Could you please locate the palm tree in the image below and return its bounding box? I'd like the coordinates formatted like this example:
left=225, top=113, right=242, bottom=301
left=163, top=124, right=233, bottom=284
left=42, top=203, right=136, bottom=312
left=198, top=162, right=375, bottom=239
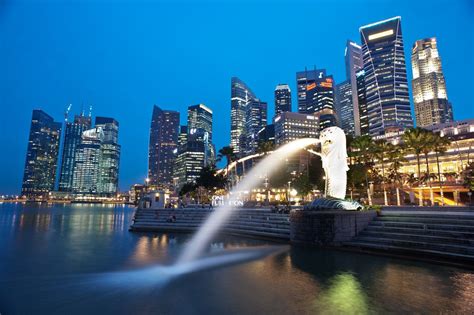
left=387, top=145, right=406, bottom=206
left=350, top=135, right=374, bottom=205
left=217, top=146, right=236, bottom=188
left=420, top=131, right=436, bottom=205
left=403, top=128, right=428, bottom=206
left=374, top=139, right=393, bottom=205
left=432, top=134, right=450, bottom=206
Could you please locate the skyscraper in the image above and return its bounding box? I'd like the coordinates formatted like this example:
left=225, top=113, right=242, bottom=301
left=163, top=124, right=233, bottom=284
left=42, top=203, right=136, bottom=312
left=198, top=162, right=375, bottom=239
left=296, top=68, right=337, bottom=131
left=244, top=99, right=267, bottom=155
left=335, top=80, right=355, bottom=136
left=58, top=114, right=91, bottom=192
left=148, top=106, right=180, bottom=186
left=21, top=110, right=62, bottom=199
left=360, top=16, right=413, bottom=136
left=187, top=104, right=213, bottom=141
left=344, top=40, right=364, bottom=135
left=356, top=70, right=370, bottom=136
left=274, top=84, right=291, bottom=115
left=411, top=37, right=453, bottom=127
left=72, top=127, right=103, bottom=195
left=95, top=117, right=121, bottom=195
left=231, top=77, right=257, bottom=156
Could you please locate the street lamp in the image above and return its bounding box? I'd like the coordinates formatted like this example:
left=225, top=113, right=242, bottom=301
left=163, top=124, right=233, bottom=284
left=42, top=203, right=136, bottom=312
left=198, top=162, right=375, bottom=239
left=145, top=177, right=150, bottom=192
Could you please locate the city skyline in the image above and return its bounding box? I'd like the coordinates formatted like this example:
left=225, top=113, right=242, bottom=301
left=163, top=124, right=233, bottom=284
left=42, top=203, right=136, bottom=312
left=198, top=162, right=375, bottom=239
left=1, top=0, right=473, bottom=194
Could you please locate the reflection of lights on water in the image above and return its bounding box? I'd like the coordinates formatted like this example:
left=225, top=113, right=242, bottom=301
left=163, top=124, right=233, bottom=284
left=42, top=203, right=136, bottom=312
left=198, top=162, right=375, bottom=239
left=313, top=273, right=369, bottom=314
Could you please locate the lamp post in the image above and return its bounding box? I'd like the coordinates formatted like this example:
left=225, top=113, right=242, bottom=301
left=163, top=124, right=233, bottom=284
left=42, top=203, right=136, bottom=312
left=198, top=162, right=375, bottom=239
left=145, top=177, right=150, bottom=193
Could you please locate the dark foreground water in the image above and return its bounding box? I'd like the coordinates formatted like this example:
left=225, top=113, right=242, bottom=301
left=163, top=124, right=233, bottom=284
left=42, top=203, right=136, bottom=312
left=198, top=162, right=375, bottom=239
left=0, top=203, right=473, bottom=314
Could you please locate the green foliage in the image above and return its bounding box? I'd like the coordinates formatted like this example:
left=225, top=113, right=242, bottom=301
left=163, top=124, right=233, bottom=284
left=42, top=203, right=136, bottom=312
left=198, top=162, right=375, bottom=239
left=292, top=174, right=313, bottom=200
left=463, top=162, right=474, bottom=191
left=179, top=182, right=196, bottom=196
left=195, top=165, right=227, bottom=190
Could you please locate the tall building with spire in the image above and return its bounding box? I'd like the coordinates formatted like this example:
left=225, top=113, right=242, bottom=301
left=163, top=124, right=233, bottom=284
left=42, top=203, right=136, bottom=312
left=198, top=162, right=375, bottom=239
left=274, top=84, right=291, bottom=115
left=411, top=37, right=453, bottom=127
left=58, top=114, right=91, bottom=192
left=148, top=106, right=180, bottom=186
left=360, top=16, right=413, bottom=136
left=21, top=110, right=62, bottom=199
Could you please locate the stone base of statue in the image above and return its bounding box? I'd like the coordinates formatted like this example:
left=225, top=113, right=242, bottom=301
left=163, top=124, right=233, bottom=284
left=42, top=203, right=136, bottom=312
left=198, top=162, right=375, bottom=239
left=289, top=199, right=375, bottom=246
left=304, top=197, right=363, bottom=211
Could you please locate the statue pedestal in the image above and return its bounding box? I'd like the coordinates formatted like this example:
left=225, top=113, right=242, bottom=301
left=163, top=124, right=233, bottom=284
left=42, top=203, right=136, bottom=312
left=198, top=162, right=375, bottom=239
left=289, top=210, right=376, bottom=246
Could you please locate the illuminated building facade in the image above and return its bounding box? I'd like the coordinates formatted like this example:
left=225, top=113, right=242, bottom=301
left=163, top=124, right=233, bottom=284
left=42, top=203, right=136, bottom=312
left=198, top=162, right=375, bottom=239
left=296, top=68, right=337, bottom=131
left=58, top=114, right=91, bottom=192
left=335, top=80, right=355, bottom=136
left=72, top=127, right=104, bottom=195
left=257, top=124, right=275, bottom=144
left=344, top=40, right=364, bottom=135
left=188, top=104, right=213, bottom=141
left=148, top=106, right=180, bottom=186
left=360, top=16, right=413, bottom=136
left=174, top=129, right=208, bottom=187
left=244, top=99, right=267, bottom=155
left=231, top=77, right=257, bottom=156
left=273, top=112, right=319, bottom=146
left=274, top=84, right=292, bottom=115
left=411, top=37, right=453, bottom=127
left=21, top=110, right=62, bottom=199
left=95, top=117, right=121, bottom=195
left=356, top=70, right=370, bottom=135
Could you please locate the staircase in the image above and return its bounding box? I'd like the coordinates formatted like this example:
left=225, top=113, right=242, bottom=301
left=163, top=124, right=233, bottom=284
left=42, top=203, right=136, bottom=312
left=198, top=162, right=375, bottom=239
left=345, top=210, right=474, bottom=263
left=130, top=208, right=290, bottom=241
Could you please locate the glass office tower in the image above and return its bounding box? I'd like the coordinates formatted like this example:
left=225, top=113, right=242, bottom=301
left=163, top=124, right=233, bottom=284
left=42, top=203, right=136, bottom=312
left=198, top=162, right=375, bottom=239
left=335, top=80, right=355, bottom=136
left=231, top=77, right=257, bottom=156
left=360, top=16, right=413, bottom=136
left=148, top=105, right=180, bottom=186
left=274, top=84, right=292, bottom=115
left=21, top=110, right=62, bottom=199
left=95, top=117, right=121, bottom=195
left=344, top=40, right=364, bottom=135
left=58, top=114, right=91, bottom=192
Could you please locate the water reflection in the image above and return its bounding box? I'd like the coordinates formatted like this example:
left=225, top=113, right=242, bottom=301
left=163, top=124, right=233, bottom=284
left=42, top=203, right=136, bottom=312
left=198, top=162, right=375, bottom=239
left=0, top=203, right=473, bottom=314
left=313, top=273, right=369, bottom=314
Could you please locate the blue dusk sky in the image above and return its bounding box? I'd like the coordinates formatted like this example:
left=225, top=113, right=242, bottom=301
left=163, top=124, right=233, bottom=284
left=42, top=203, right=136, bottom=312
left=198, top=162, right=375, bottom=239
left=1, top=0, right=473, bottom=194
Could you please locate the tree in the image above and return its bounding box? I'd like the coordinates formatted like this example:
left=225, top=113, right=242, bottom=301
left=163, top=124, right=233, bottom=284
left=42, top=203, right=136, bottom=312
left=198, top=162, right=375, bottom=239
left=403, top=127, right=429, bottom=206
left=291, top=174, right=313, bottom=202
left=463, top=162, right=474, bottom=192
left=374, top=139, right=394, bottom=205
left=195, top=165, right=227, bottom=191
left=257, top=141, right=275, bottom=155
left=217, top=146, right=236, bottom=188
left=387, top=147, right=406, bottom=206
left=432, top=134, right=451, bottom=205
left=179, top=182, right=196, bottom=196
left=350, top=135, right=375, bottom=204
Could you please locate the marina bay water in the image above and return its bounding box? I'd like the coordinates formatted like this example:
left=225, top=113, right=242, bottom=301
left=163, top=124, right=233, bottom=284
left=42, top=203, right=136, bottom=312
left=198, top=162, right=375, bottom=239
left=1, top=203, right=473, bottom=314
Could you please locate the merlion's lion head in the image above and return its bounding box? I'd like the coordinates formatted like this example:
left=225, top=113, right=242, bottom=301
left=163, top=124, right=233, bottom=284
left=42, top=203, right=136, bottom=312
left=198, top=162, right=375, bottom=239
left=319, top=126, right=349, bottom=170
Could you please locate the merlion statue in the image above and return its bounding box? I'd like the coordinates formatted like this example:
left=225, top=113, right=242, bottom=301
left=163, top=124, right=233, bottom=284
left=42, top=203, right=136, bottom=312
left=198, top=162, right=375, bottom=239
left=305, top=126, right=362, bottom=210
left=319, top=126, right=349, bottom=199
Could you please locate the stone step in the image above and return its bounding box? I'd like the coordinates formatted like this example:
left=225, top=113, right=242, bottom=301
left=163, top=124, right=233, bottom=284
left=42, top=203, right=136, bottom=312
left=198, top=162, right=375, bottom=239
left=132, top=218, right=290, bottom=229
left=359, top=230, right=473, bottom=246
left=369, top=221, right=474, bottom=233
left=375, top=216, right=474, bottom=226
left=131, top=222, right=289, bottom=238
left=364, top=226, right=474, bottom=239
left=344, top=240, right=474, bottom=262
left=351, top=236, right=474, bottom=256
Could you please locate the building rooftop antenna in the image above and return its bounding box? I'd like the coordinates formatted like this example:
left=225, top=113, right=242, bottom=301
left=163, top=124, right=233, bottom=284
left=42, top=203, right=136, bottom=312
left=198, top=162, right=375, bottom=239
left=89, top=105, right=93, bottom=117
left=64, top=104, right=72, bottom=122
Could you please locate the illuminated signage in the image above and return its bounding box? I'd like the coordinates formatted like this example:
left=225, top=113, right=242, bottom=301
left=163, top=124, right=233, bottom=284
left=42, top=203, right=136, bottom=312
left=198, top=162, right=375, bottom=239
left=320, top=82, right=333, bottom=88
left=306, top=83, right=316, bottom=91
left=368, top=29, right=394, bottom=41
